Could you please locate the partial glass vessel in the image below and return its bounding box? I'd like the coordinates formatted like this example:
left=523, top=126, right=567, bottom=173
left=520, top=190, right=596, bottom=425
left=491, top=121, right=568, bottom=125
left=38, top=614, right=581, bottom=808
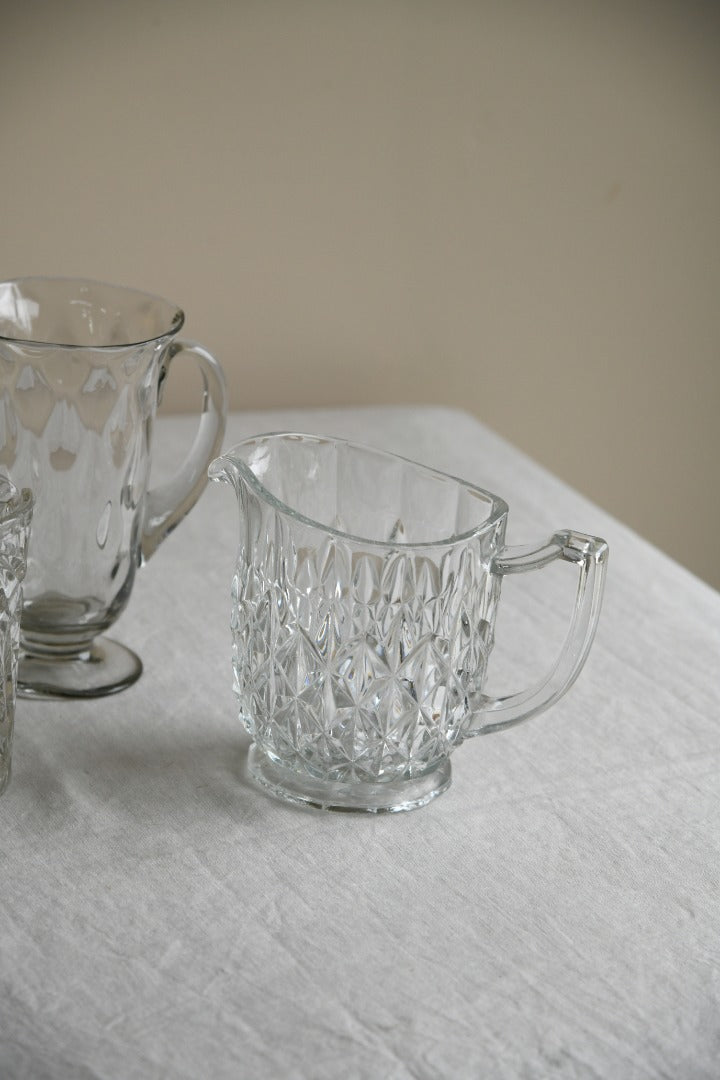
left=0, top=476, right=33, bottom=794
left=210, top=433, right=609, bottom=813
left=0, top=277, right=226, bottom=697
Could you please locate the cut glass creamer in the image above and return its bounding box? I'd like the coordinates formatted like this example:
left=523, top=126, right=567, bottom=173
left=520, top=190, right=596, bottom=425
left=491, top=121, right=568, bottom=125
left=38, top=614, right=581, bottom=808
left=211, top=433, right=608, bottom=813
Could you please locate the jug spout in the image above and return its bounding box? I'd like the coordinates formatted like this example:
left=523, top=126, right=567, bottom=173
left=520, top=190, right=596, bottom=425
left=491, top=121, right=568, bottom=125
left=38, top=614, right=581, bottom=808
left=208, top=452, right=243, bottom=494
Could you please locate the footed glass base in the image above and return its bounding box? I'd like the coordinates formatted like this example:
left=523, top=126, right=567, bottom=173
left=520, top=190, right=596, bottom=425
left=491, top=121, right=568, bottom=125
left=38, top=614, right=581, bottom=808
left=18, top=636, right=143, bottom=699
left=247, top=745, right=452, bottom=813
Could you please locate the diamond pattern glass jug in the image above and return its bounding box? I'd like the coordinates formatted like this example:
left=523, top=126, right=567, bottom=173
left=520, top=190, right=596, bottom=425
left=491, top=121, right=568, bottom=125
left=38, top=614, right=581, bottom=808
left=210, top=433, right=608, bottom=813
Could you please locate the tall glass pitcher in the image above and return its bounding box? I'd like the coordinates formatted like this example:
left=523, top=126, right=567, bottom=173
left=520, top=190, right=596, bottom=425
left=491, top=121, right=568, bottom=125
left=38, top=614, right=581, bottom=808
left=0, top=277, right=226, bottom=698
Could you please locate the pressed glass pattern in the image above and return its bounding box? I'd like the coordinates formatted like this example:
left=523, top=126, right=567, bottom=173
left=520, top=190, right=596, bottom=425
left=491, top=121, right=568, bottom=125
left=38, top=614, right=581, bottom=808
left=211, top=434, right=608, bottom=812
left=0, top=476, right=33, bottom=793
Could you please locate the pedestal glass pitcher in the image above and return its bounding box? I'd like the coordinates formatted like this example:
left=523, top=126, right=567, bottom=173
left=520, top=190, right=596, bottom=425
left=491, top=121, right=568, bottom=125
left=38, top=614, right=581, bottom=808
left=0, top=277, right=226, bottom=697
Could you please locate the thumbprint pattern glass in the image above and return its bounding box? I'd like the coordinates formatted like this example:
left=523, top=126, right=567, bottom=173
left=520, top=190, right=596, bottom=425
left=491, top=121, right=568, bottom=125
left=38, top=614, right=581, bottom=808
left=0, top=277, right=226, bottom=698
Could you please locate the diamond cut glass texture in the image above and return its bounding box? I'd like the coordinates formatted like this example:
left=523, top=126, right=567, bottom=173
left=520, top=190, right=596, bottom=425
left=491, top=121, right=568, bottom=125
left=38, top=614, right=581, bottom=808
left=212, top=434, right=608, bottom=811
left=224, top=435, right=503, bottom=787
left=0, top=476, right=32, bottom=793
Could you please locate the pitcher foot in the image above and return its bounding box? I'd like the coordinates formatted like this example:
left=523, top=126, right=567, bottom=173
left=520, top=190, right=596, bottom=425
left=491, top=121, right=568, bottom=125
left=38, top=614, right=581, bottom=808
left=247, top=745, right=451, bottom=813
left=18, top=637, right=142, bottom=699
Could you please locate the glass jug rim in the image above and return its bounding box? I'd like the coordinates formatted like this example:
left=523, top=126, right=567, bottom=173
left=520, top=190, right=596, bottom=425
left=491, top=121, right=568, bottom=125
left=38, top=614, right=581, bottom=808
left=0, top=275, right=184, bottom=349
left=217, top=431, right=509, bottom=550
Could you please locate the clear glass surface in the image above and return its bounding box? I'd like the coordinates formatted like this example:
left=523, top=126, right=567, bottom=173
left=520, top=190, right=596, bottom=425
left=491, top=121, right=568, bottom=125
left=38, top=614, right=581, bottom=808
left=0, top=277, right=226, bottom=697
left=211, top=433, right=608, bottom=812
left=0, top=476, right=33, bottom=793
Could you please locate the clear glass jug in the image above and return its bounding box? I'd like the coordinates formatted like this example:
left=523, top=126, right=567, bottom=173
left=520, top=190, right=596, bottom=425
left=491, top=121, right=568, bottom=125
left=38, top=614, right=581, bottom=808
left=210, top=432, right=608, bottom=812
left=0, top=476, right=33, bottom=793
left=0, top=277, right=226, bottom=697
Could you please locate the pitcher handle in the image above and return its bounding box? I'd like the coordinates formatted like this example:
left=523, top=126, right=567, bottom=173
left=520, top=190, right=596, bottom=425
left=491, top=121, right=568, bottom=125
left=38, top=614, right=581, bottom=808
left=466, top=530, right=608, bottom=736
left=141, top=338, right=227, bottom=561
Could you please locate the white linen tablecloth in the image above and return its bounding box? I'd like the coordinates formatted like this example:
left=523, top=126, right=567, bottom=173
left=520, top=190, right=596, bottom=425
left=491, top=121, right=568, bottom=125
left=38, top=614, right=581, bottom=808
left=2, top=406, right=719, bottom=1080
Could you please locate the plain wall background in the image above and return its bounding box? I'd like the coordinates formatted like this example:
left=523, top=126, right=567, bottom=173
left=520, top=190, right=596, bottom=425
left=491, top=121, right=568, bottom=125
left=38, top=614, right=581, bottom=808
left=3, top=0, right=719, bottom=588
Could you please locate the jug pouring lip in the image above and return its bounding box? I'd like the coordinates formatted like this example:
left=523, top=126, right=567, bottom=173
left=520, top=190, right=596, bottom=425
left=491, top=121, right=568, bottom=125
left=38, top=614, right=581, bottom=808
left=209, top=431, right=509, bottom=551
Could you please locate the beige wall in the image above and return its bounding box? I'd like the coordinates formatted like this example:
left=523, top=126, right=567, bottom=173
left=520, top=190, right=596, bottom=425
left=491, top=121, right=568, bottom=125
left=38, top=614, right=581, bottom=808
left=4, top=0, right=720, bottom=588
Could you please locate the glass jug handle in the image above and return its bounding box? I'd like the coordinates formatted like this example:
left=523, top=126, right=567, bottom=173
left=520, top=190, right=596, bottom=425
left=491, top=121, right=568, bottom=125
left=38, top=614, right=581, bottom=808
left=467, top=530, right=608, bottom=736
left=141, top=338, right=227, bottom=562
